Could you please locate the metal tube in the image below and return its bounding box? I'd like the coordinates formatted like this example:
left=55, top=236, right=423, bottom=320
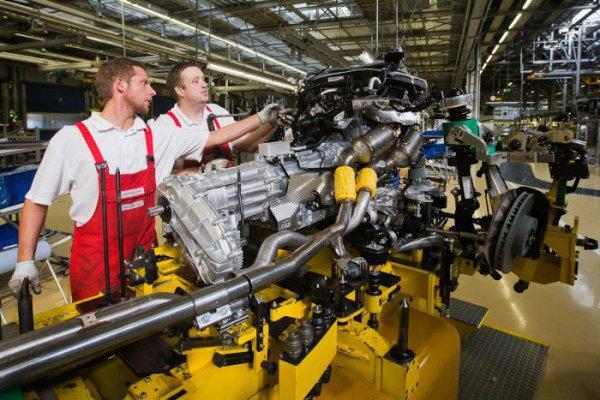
left=248, top=231, right=310, bottom=270
left=0, top=294, right=177, bottom=364
left=99, top=165, right=111, bottom=304
left=116, top=168, right=125, bottom=298
left=0, top=295, right=197, bottom=386
left=243, top=200, right=353, bottom=291
left=346, top=189, right=371, bottom=233
left=393, top=235, right=444, bottom=252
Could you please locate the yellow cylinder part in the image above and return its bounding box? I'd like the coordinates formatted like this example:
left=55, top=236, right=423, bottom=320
left=365, top=293, right=383, bottom=314
left=334, top=166, right=357, bottom=202
left=356, top=167, right=378, bottom=197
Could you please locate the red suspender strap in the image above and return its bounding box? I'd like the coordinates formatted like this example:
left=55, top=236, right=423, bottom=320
left=205, top=105, right=231, bottom=160
left=144, top=125, right=155, bottom=167
left=75, top=122, right=106, bottom=167
left=166, top=110, right=182, bottom=127
left=205, top=105, right=222, bottom=129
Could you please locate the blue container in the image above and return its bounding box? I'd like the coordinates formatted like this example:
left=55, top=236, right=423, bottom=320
left=0, top=166, right=38, bottom=207
left=422, top=143, right=447, bottom=159
left=0, top=176, right=9, bottom=208
left=0, top=224, right=19, bottom=249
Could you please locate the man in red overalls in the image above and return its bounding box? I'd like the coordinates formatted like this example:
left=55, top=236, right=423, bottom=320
left=155, top=62, right=289, bottom=171
left=9, top=58, right=282, bottom=301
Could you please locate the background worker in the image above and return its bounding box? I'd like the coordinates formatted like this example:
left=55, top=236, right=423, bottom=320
left=156, top=62, right=291, bottom=169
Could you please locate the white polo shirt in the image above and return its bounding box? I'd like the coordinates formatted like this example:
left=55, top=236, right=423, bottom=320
left=25, top=112, right=208, bottom=226
left=154, top=103, right=235, bottom=154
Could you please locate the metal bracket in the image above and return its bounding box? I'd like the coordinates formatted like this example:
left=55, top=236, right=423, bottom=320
left=78, top=312, right=100, bottom=329
left=446, top=125, right=488, bottom=160
left=195, top=304, right=233, bottom=330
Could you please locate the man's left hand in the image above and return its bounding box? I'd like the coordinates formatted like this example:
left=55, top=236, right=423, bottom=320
left=276, top=108, right=295, bottom=127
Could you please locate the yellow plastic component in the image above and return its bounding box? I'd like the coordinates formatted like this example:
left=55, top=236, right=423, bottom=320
left=356, top=167, right=378, bottom=197
left=278, top=323, right=338, bottom=400
left=334, top=166, right=357, bottom=202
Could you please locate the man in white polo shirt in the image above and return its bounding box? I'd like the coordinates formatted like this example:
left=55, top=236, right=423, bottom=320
left=8, top=58, right=281, bottom=300
left=156, top=62, right=281, bottom=169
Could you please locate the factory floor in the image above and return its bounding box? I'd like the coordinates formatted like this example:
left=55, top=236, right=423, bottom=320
left=0, top=163, right=598, bottom=400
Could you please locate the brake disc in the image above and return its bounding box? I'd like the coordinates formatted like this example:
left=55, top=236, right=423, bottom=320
left=493, top=192, right=538, bottom=273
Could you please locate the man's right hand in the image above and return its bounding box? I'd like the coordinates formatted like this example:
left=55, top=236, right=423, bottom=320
left=9, top=261, right=41, bottom=296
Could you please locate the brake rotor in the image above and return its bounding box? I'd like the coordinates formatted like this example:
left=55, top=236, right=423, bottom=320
left=484, top=188, right=548, bottom=273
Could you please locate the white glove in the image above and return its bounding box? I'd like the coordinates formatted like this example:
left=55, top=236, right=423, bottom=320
left=9, top=261, right=41, bottom=297
left=257, top=103, right=281, bottom=125
left=276, top=108, right=295, bottom=127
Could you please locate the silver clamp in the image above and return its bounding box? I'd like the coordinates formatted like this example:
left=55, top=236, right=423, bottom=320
left=77, top=312, right=100, bottom=329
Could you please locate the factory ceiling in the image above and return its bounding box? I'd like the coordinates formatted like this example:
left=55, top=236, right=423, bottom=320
left=0, top=0, right=593, bottom=90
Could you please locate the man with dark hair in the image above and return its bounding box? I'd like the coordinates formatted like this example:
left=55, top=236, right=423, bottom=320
left=9, top=58, right=281, bottom=300
left=157, top=62, right=283, bottom=169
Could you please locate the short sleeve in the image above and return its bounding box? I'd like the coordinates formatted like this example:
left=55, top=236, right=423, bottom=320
left=25, top=130, right=73, bottom=205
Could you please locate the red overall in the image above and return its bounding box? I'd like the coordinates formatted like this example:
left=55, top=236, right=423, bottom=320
left=166, top=105, right=234, bottom=167
left=69, top=122, right=157, bottom=301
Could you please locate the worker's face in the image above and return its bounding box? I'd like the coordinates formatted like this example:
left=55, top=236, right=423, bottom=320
left=177, top=66, right=209, bottom=104
left=122, top=66, right=156, bottom=115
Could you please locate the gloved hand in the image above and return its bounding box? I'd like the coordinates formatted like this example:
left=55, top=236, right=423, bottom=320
left=9, top=261, right=41, bottom=297
left=276, top=108, right=295, bottom=127
left=257, top=103, right=281, bottom=125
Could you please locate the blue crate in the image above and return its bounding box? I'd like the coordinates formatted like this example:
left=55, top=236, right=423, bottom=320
left=422, top=143, right=447, bottom=159
left=0, top=224, right=18, bottom=250
left=0, top=165, right=38, bottom=207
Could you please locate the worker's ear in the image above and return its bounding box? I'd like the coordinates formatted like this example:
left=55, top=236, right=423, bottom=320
left=113, top=75, right=129, bottom=95
left=174, top=85, right=185, bottom=99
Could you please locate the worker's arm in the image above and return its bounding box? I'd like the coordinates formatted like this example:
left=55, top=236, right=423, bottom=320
left=17, top=200, right=48, bottom=262
left=232, top=123, right=276, bottom=152
left=9, top=199, right=47, bottom=295
left=205, top=104, right=280, bottom=148
left=205, top=114, right=262, bottom=148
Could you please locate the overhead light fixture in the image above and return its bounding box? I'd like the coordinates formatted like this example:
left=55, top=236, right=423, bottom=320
left=206, top=63, right=297, bottom=92
left=358, top=50, right=376, bottom=64
left=509, top=12, right=522, bottom=29
left=522, top=0, right=533, bottom=10
left=120, top=0, right=306, bottom=76
left=491, top=45, right=500, bottom=55
left=486, top=54, right=493, bottom=63
left=499, top=31, right=509, bottom=44
left=86, top=35, right=122, bottom=48
left=14, top=33, right=45, bottom=41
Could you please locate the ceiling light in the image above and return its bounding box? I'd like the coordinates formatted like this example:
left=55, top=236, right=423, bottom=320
left=522, top=0, right=532, bottom=10
left=206, top=63, right=297, bottom=91
left=120, top=0, right=306, bottom=75
left=491, top=45, right=500, bottom=55
left=509, top=12, right=522, bottom=30
left=499, top=31, right=509, bottom=44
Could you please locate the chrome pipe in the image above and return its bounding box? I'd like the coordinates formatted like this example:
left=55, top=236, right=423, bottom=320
left=0, top=293, right=178, bottom=366
left=393, top=235, right=444, bottom=252
left=243, top=200, right=353, bottom=291
left=346, top=189, right=372, bottom=233
left=247, top=231, right=310, bottom=271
